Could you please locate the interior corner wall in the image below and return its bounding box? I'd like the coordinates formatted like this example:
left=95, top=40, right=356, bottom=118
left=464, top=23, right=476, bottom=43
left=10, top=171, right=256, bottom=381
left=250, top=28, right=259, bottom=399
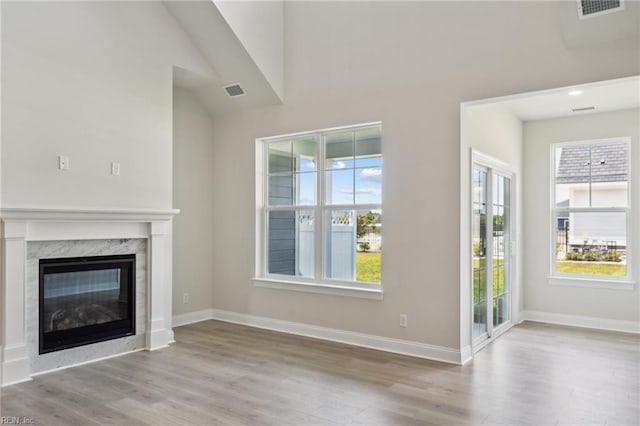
left=0, top=1, right=211, bottom=209
left=208, top=1, right=638, bottom=352
left=523, top=108, right=640, bottom=323
left=460, top=104, right=523, bottom=349
left=172, top=87, right=215, bottom=316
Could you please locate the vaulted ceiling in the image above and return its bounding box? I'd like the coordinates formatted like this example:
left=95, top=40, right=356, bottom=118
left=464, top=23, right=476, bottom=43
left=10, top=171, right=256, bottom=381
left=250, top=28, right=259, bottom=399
left=164, top=0, right=284, bottom=116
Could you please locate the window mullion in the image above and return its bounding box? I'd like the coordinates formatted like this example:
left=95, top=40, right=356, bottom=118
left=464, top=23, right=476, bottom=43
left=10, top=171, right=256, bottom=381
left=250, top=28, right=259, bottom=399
left=589, top=145, right=593, bottom=207
left=315, top=133, right=324, bottom=281
left=554, top=207, right=629, bottom=214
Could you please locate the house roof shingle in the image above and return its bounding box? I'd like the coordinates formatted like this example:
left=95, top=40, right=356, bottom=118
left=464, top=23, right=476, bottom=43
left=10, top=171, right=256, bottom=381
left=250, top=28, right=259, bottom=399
left=556, top=143, right=628, bottom=184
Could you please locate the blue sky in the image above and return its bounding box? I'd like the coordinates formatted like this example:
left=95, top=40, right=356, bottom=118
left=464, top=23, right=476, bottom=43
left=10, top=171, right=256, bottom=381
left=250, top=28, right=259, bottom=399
left=298, top=156, right=382, bottom=205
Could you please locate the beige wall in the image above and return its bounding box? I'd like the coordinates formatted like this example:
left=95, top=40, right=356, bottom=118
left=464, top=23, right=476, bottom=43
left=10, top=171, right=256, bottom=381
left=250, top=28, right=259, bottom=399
left=460, top=103, right=523, bottom=349
left=1, top=1, right=212, bottom=209
left=172, top=87, right=216, bottom=316
left=209, top=2, right=639, bottom=350
left=523, top=108, right=640, bottom=322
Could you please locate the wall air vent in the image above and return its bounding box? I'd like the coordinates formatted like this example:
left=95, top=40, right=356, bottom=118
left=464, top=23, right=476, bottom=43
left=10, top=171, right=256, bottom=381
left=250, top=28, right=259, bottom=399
left=224, top=84, right=245, bottom=97
left=578, top=0, right=624, bottom=19
left=572, top=106, right=596, bottom=112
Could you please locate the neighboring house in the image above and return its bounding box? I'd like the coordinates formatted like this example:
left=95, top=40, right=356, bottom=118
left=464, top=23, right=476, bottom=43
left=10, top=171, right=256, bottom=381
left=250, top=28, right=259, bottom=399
left=555, top=143, right=628, bottom=250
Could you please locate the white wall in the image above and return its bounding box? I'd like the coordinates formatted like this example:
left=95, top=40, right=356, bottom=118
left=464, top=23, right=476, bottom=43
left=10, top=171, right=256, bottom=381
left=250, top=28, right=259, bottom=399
left=209, top=1, right=639, bottom=351
left=460, top=103, right=523, bottom=350
left=172, top=87, right=215, bottom=316
left=1, top=1, right=212, bottom=209
left=523, top=108, right=639, bottom=323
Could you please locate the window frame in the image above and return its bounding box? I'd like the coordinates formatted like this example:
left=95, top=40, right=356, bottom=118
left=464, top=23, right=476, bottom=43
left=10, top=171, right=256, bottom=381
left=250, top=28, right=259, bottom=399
left=549, top=137, right=635, bottom=289
left=255, top=122, right=383, bottom=298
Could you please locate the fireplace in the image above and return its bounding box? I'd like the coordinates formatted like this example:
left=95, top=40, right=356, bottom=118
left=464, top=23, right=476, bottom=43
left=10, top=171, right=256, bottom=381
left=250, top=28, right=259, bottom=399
left=1, top=207, right=176, bottom=386
left=39, top=254, right=136, bottom=354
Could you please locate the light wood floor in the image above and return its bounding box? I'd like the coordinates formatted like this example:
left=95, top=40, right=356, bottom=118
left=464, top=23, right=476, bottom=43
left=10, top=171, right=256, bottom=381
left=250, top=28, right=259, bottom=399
left=1, top=320, right=638, bottom=425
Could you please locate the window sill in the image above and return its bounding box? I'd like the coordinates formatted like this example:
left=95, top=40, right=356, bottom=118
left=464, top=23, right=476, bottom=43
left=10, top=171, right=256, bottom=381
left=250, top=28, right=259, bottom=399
left=548, top=276, right=635, bottom=290
left=253, top=278, right=384, bottom=300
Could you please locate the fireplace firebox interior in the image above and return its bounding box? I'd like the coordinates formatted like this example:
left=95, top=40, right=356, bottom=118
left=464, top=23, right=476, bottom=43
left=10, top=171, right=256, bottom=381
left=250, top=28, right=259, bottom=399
left=39, top=254, right=136, bottom=354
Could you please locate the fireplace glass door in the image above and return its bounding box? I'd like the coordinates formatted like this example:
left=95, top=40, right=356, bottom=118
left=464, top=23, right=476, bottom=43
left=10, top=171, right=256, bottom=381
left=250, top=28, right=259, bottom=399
left=39, top=254, right=136, bottom=354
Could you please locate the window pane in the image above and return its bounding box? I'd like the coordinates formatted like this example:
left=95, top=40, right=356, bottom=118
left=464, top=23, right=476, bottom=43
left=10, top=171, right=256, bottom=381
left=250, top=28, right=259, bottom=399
left=555, top=145, right=590, bottom=208
left=268, top=175, right=294, bottom=206
left=268, top=173, right=316, bottom=206
left=555, top=142, right=628, bottom=208
left=325, top=132, right=354, bottom=169
left=268, top=140, right=292, bottom=174
left=591, top=141, right=628, bottom=208
left=555, top=211, right=627, bottom=277
left=472, top=168, right=487, bottom=339
left=296, top=172, right=316, bottom=205
left=355, top=128, right=382, bottom=168
left=325, top=210, right=355, bottom=281
left=355, top=167, right=382, bottom=204
left=355, top=209, right=382, bottom=283
left=293, top=138, right=317, bottom=172
left=493, top=175, right=510, bottom=327
left=326, top=169, right=354, bottom=205
left=324, top=209, right=382, bottom=283
left=268, top=210, right=314, bottom=277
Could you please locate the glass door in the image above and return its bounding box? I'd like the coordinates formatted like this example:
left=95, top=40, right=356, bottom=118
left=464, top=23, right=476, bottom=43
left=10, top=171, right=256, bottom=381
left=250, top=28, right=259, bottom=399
left=472, top=163, right=512, bottom=348
left=472, top=166, right=489, bottom=342
left=492, top=173, right=511, bottom=331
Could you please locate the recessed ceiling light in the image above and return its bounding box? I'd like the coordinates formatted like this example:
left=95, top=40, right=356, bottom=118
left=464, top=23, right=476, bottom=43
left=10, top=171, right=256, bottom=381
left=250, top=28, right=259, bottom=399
left=568, top=90, right=583, bottom=96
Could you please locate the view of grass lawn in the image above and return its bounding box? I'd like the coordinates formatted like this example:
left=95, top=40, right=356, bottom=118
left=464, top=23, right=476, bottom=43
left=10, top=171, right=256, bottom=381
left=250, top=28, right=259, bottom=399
left=356, top=252, right=381, bottom=283
left=556, top=261, right=626, bottom=276
left=473, top=259, right=506, bottom=300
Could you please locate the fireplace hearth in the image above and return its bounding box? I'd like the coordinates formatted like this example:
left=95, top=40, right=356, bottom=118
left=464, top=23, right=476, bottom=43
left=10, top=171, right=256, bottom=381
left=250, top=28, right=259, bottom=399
left=39, top=254, right=136, bottom=354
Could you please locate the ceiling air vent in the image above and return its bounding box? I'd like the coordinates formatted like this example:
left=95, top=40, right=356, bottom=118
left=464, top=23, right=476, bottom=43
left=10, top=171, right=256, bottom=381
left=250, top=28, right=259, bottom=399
left=572, top=106, right=596, bottom=112
left=224, top=84, right=245, bottom=97
left=578, top=0, right=624, bottom=19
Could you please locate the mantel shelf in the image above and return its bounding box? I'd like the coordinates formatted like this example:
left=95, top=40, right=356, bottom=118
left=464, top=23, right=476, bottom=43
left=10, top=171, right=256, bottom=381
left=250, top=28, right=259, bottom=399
left=0, top=206, right=180, bottom=222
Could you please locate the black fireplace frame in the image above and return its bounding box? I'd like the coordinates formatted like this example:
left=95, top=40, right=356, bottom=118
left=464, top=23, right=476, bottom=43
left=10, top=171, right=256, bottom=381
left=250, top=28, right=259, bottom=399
left=39, top=254, right=136, bottom=354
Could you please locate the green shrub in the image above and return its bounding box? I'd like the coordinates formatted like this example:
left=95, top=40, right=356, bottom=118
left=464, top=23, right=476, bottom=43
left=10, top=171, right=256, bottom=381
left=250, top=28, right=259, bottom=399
left=358, top=242, right=370, bottom=252
left=583, top=250, right=598, bottom=261
left=603, top=250, right=622, bottom=262
left=565, top=251, right=582, bottom=261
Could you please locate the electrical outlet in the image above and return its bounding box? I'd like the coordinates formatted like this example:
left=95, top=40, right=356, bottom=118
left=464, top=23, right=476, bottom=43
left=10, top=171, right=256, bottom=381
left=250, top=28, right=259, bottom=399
left=111, top=161, right=120, bottom=176
left=183, top=293, right=189, bottom=304
left=58, top=155, right=70, bottom=170
left=399, top=314, right=408, bottom=327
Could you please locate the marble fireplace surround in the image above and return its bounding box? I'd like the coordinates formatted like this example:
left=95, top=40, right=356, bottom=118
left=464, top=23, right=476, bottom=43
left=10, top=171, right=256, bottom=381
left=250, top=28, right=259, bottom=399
left=0, top=206, right=178, bottom=386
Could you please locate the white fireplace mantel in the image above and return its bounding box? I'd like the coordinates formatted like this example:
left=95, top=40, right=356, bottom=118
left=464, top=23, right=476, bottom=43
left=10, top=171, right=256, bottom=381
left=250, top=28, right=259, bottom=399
left=0, top=205, right=179, bottom=386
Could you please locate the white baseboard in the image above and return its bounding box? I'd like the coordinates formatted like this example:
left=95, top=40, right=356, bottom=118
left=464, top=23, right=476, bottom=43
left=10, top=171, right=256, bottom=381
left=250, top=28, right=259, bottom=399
left=2, top=358, right=32, bottom=387
left=173, top=308, right=464, bottom=365
left=521, top=310, right=639, bottom=334
left=2, top=344, right=32, bottom=387
left=172, top=309, right=215, bottom=327
left=459, top=345, right=473, bottom=365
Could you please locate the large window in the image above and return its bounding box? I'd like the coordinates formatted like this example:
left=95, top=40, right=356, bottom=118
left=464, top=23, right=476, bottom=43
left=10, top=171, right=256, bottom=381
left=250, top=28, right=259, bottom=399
left=257, top=123, right=382, bottom=291
left=551, top=138, right=631, bottom=283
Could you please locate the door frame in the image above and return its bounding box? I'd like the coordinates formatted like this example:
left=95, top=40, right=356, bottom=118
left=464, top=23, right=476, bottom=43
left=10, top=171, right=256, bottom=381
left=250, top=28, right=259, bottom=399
left=470, top=149, right=516, bottom=352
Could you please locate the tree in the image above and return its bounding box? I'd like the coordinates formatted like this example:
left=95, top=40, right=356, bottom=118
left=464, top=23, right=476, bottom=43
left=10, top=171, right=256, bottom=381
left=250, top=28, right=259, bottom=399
left=357, top=211, right=378, bottom=239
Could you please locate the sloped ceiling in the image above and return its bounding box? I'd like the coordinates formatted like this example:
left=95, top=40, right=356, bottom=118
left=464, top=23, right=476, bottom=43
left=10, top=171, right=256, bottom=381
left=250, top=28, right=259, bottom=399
left=164, top=0, right=283, bottom=116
